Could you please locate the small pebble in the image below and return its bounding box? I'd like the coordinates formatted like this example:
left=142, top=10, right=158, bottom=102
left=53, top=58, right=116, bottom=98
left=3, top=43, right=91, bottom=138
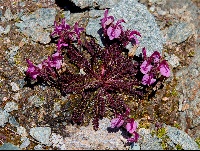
left=10, top=82, right=20, bottom=92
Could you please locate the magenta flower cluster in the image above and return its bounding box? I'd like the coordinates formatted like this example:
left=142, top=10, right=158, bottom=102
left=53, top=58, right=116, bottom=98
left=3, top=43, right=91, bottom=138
left=26, top=19, right=84, bottom=80
left=140, top=48, right=170, bottom=86
left=110, top=107, right=139, bottom=142
left=26, top=51, right=63, bottom=80
left=100, top=9, right=141, bottom=45
left=25, top=9, right=171, bottom=144
left=51, top=19, right=84, bottom=50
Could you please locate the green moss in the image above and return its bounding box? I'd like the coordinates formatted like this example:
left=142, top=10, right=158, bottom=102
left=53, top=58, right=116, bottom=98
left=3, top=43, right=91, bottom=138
left=175, top=144, right=183, bottom=150
left=60, top=12, right=66, bottom=19
left=39, top=96, right=45, bottom=101
left=170, top=88, right=178, bottom=97
left=157, top=127, right=166, bottom=139
left=138, top=122, right=150, bottom=129
left=195, top=137, right=200, bottom=149
left=14, top=16, right=21, bottom=22
left=150, top=130, right=156, bottom=136
left=13, top=52, right=22, bottom=66
left=161, top=141, right=168, bottom=150
left=188, top=50, right=195, bottom=57
left=154, top=127, right=171, bottom=150
left=173, top=123, right=181, bottom=129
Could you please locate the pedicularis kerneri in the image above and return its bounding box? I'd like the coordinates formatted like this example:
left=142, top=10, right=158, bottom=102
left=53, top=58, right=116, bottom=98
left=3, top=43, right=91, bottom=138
left=25, top=9, right=170, bottom=143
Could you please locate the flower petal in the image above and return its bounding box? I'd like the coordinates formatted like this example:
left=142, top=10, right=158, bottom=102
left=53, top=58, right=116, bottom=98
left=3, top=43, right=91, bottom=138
left=140, top=60, right=152, bottom=74
left=107, top=26, right=115, bottom=40
left=142, top=74, right=156, bottom=86
left=159, top=60, right=170, bottom=77
left=150, top=51, right=161, bottom=63
left=110, top=116, right=124, bottom=128
left=127, top=132, right=140, bottom=142
left=126, top=119, right=138, bottom=134
left=142, top=47, right=147, bottom=59
left=114, top=27, right=122, bottom=38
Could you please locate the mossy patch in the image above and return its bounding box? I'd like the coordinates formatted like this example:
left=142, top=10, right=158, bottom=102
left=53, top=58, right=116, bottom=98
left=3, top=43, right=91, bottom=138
left=195, top=137, right=200, bottom=149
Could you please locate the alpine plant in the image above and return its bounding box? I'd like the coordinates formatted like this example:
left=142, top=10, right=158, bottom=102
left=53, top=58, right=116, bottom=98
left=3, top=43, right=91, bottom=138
left=25, top=9, right=170, bottom=143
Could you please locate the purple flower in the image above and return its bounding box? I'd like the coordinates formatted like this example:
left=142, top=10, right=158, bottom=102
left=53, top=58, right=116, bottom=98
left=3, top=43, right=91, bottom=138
left=142, top=47, right=147, bottom=59
left=41, top=57, right=51, bottom=68
left=142, top=74, right=156, bottom=86
left=37, top=63, right=43, bottom=70
left=74, top=22, right=84, bottom=40
left=124, top=107, right=130, bottom=116
left=51, top=19, right=70, bottom=37
left=57, top=38, right=66, bottom=49
left=107, top=19, right=125, bottom=40
left=150, top=51, right=161, bottom=63
left=61, top=18, right=70, bottom=30
left=110, top=115, right=124, bottom=128
left=129, top=30, right=141, bottom=45
left=127, top=132, right=139, bottom=142
left=38, top=52, right=63, bottom=70
left=26, top=59, right=40, bottom=79
left=159, top=60, right=170, bottom=77
left=126, top=119, right=138, bottom=134
left=100, top=9, right=114, bottom=29
left=140, top=60, right=152, bottom=74
left=57, top=38, right=68, bottom=50
left=50, top=52, right=63, bottom=69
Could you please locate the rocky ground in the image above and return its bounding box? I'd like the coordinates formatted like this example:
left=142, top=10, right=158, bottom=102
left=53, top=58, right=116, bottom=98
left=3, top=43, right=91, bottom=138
left=0, top=0, right=199, bottom=150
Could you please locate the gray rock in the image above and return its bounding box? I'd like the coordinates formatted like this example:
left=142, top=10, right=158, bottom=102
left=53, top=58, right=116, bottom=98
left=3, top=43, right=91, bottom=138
left=15, top=8, right=56, bottom=44
left=167, top=22, right=194, bottom=44
left=52, top=102, right=61, bottom=118
left=63, top=11, right=70, bottom=21
left=149, top=0, right=166, bottom=4
left=6, top=46, right=19, bottom=64
left=0, top=9, right=2, bottom=18
left=70, top=0, right=121, bottom=9
left=175, top=47, right=200, bottom=138
left=30, top=127, right=51, bottom=145
left=34, top=144, right=44, bottom=150
left=0, top=26, right=4, bottom=35
left=164, top=53, right=180, bottom=68
left=22, top=26, right=51, bottom=44
left=20, top=137, right=30, bottom=149
left=157, top=10, right=167, bottom=16
left=0, top=143, right=20, bottom=150
left=0, top=25, right=11, bottom=35
left=17, top=126, right=28, bottom=137
left=0, top=109, right=9, bottom=127
left=130, top=142, right=141, bottom=150
left=4, top=25, right=11, bottom=34
left=149, top=5, right=156, bottom=12
left=4, top=8, right=14, bottom=21
left=28, top=95, right=46, bottom=107
left=86, top=0, right=164, bottom=57
left=49, top=133, right=66, bottom=150
left=165, top=125, right=199, bottom=150
left=9, top=116, right=20, bottom=127
left=4, top=101, right=18, bottom=113
left=10, top=82, right=20, bottom=92
left=63, top=118, right=127, bottom=149
left=89, top=9, right=104, bottom=18
left=19, top=8, right=56, bottom=29
left=139, top=128, right=163, bottom=150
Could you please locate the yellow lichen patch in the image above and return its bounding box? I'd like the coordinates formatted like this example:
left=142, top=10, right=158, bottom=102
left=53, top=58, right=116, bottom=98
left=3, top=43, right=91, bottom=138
left=156, top=127, right=171, bottom=150
left=175, top=144, right=183, bottom=150
left=173, top=122, right=182, bottom=130
left=195, top=137, right=200, bottom=149
left=138, top=120, right=150, bottom=129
